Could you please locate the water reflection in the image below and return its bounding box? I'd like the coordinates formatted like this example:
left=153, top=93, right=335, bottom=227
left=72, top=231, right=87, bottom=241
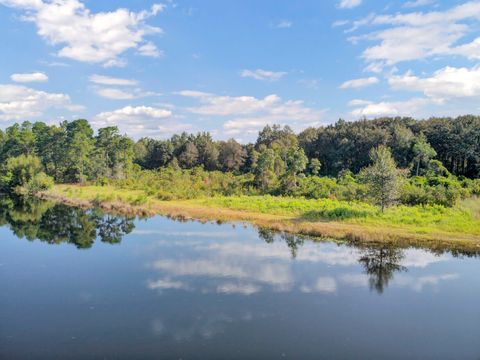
left=0, top=196, right=135, bottom=248
left=2, top=197, right=480, bottom=359
left=0, top=196, right=477, bottom=296
left=358, top=247, right=407, bottom=294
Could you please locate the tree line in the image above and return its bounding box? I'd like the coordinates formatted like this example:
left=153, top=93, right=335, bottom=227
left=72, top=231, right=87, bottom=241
left=0, top=116, right=478, bottom=209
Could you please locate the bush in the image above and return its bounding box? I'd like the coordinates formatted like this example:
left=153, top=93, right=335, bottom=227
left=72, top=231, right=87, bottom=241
left=26, top=173, right=54, bottom=194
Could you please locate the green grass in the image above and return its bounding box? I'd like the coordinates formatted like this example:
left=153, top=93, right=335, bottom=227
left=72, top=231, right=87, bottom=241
left=51, top=185, right=480, bottom=237
left=195, top=195, right=480, bottom=235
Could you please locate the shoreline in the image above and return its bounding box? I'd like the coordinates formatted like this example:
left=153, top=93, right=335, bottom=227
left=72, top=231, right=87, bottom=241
left=36, top=185, right=480, bottom=254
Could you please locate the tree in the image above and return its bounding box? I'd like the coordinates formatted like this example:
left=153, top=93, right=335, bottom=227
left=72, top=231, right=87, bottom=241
left=0, top=154, right=53, bottom=194
left=64, top=120, right=94, bottom=183
left=178, top=142, right=199, bottom=168
left=412, top=133, right=437, bottom=176
left=283, top=147, right=308, bottom=191
left=254, top=148, right=276, bottom=192
left=194, top=132, right=219, bottom=170
left=308, top=158, right=321, bottom=176
left=361, top=145, right=401, bottom=212
left=218, top=139, right=246, bottom=172
left=1, top=122, right=36, bottom=160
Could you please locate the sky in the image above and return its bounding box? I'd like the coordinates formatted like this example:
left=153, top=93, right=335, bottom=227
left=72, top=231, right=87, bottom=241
left=1, top=0, right=480, bottom=141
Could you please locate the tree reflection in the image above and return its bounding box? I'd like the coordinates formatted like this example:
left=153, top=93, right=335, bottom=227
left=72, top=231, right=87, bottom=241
left=257, top=227, right=305, bottom=258
left=256, top=226, right=413, bottom=294
left=0, top=196, right=135, bottom=248
left=358, top=246, right=407, bottom=294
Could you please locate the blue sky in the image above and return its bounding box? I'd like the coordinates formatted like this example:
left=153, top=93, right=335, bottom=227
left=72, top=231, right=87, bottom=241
left=1, top=0, right=479, bottom=141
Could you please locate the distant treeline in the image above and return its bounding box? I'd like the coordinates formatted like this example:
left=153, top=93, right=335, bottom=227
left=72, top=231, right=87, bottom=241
left=0, top=115, right=478, bottom=180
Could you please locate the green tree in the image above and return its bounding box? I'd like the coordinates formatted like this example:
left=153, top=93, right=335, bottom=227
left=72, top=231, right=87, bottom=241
left=178, top=142, right=199, bottom=168
left=0, top=154, right=53, bottom=194
left=283, top=147, right=308, bottom=191
left=64, top=120, right=94, bottom=183
left=361, top=145, right=402, bottom=212
left=254, top=148, right=277, bottom=192
left=218, top=139, right=246, bottom=172
left=412, top=133, right=437, bottom=176
left=308, top=158, right=321, bottom=176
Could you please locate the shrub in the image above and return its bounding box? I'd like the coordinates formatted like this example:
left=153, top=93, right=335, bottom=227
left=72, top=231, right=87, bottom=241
left=26, top=173, right=54, bottom=194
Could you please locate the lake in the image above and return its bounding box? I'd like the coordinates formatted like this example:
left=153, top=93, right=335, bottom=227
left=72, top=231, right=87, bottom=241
left=1, top=198, right=479, bottom=359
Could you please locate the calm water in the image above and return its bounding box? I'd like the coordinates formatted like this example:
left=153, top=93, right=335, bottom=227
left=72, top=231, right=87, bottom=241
left=0, top=198, right=479, bottom=359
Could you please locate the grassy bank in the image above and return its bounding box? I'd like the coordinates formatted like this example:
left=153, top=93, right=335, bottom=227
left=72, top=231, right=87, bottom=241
left=38, top=184, right=480, bottom=252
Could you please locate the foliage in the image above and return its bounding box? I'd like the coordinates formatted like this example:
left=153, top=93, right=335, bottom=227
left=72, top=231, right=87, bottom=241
left=0, top=154, right=53, bottom=194
left=0, top=117, right=478, bottom=209
left=360, top=146, right=403, bottom=211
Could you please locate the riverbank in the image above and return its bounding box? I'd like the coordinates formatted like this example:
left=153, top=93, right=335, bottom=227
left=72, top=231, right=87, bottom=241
left=38, top=184, right=480, bottom=253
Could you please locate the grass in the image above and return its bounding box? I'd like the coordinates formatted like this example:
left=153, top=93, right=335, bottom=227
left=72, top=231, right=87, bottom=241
left=38, top=184, right=480, bottom=252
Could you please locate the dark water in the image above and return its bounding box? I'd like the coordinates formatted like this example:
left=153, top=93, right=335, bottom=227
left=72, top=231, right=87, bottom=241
left=0, top=198, right=479, bottom=359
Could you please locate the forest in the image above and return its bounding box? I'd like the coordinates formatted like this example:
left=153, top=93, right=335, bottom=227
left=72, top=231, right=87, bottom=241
left=0, top=115, right=479, bottom=211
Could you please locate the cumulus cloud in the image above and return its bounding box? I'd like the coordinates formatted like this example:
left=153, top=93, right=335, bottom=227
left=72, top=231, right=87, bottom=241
left=350, top=97, right=433, bottom=118
left=241, top=69, right=287, bottom=81
left=0, top=0, right=164, bottom=66
left=178, top=90, right=325, bottom=136
left=93, top=105, right=189, bottom=138
left=89, top=74, right=138, bottom=86
left=0, top=84, right=80, bottom=120
left=138, top=41, right=164, bottom=58
left=339, top=76, right=379, bottom=89
left=388, top=65, right=480, bottom=101
left=10, top=72, right=48, bottom=82
left=94, top=88, right=136, bottom=100
left=338, top=0, right=362, bottom=9
left=349, top=2, right=480, bottom=65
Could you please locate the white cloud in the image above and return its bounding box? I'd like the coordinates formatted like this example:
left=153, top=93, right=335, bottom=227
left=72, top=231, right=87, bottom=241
left=350, top=97, right=432, bottom=118
left=89, top=74, right=138, bottom=86
left=0, top=84, right=80, bottom=120
left=1, top=0, right=164, bottom=66
left=363, top=62, right=384, bottom=74
left=93, top=105, right=189, bottom=138
left=95, top=88, right=136, bottom=100
left=388, top=65, right=480, bottom=100
left=272, top=20, right=292, bottom=28
left=347, top=99, right=372, bottom=107
left=349, top=2, right=480, bottom=65
left=340, top=76, right=379, bottom=89
left=176, top=90, right=212, bottom=98
left=94, top=87, right=160, bottom=100
left=241, top=69, right=287, bottom=81
left=332, top=19, right=349, bottom=27
left=403, top=0, right=435, bottom=8
left=178, top=90, right=325, bottom=136
left=10, top=72, right=48, bottom=83
left=338, top=0, right=362, bottom=9
left=137, top=41, right=163, bottom=58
